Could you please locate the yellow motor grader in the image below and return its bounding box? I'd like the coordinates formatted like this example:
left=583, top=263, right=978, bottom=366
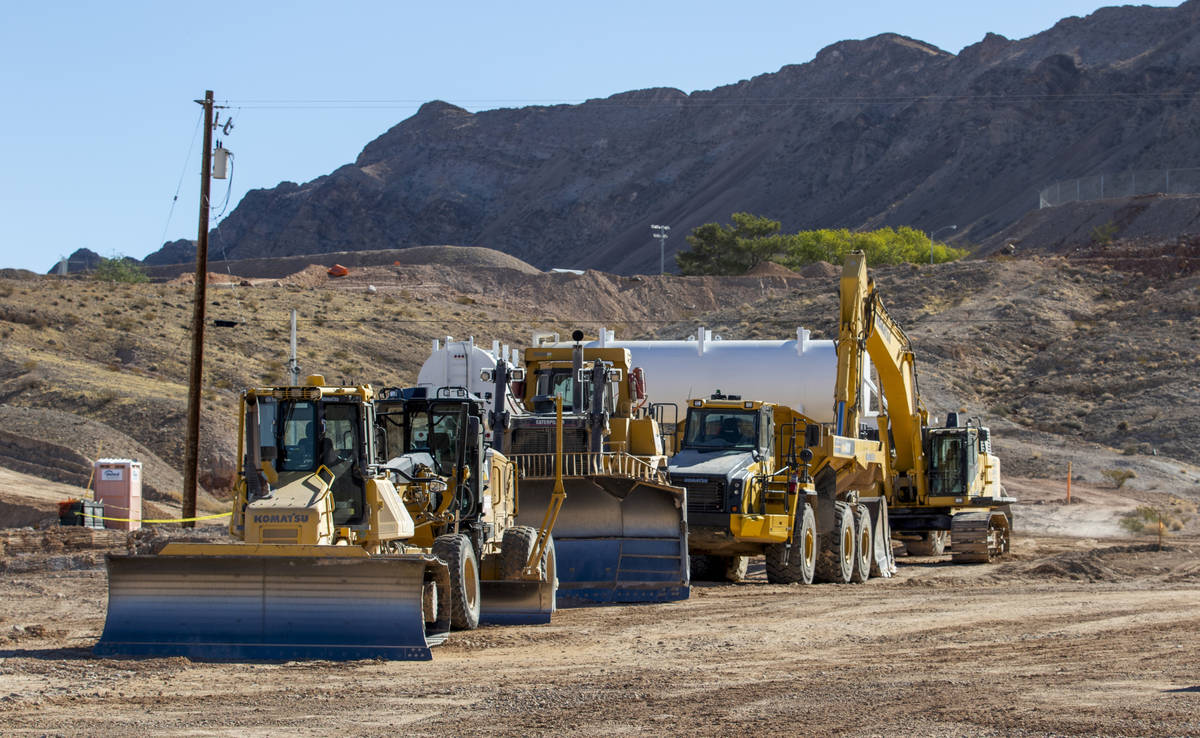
left=95, top=376, right=556, bottom=661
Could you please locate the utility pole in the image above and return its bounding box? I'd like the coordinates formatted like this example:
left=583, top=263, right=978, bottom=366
left=182, top=90, right=217, bottom=528
left=651, top=224, right=670, bottom=275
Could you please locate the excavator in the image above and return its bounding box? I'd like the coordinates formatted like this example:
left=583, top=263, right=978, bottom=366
left=95, top=376, right=556, bottom=661
left=836, top=251, right=1014, bottom=561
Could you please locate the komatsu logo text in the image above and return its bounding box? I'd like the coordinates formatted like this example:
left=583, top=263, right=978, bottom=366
left=253, top=513, right=309, bottom=524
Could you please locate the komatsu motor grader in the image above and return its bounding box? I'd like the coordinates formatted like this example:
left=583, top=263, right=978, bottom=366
left=498, top=331, right=689, bottom=605
left=95, top=377, right=555, bottom=661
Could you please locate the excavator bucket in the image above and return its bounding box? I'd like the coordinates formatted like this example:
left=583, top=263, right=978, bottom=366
left=516, top=476, right=688, bottom=606
left=479, top=580, right=557, bottom=625
left=94, top=545, right=451, bottom=661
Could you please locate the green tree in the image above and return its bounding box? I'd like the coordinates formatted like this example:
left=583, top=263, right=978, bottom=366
left=675, top=216, right=968, bottom=275
left=93, top=255, right=149, bottom=283
left=676, top=213, right=785, bottom=275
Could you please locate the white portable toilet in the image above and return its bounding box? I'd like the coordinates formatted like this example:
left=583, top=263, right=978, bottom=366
left=93, top=459, right=142, bottom=531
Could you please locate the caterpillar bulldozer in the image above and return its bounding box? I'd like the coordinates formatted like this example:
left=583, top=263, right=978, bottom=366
left=836, top=252, right=1015, bottom=561
left=95, top=376, right=555, bottom=661
left=497, top=332, right=689, bottom=605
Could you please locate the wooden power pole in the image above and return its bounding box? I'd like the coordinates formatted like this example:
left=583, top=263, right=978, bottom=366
left=181, top=89, right=215, bottom=527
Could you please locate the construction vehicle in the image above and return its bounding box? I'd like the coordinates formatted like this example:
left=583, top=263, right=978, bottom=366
left=373, top=384, right=557, bottom=623
left=668, top=393, right=892, bottom=585
left=95, top=376, right=555, bottom=661
left=411, top=335, right=687, bottom=604
left=836, top=252, right=1014, bottom=561
left=486, top=331, right=689, bottom=605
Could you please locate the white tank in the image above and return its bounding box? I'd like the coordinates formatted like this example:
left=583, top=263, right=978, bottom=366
left=540, top=327, right=876, bottom=425
left=416, top=336, right=515, bottom=399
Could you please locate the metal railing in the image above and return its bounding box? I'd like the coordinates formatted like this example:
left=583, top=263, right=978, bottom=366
left=510, top=451, right=668, bottom=484
left=1039, top=167, right=1200, bottom=208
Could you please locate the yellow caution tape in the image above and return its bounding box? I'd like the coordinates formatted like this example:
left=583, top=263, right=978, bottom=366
left=76, top=511, right=231, bottom=524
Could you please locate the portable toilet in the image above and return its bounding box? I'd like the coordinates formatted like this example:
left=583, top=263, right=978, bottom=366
left=93, top=459, right=142, bottom=531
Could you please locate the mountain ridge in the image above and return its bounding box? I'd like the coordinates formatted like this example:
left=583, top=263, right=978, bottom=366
left=142, top=2, right=1200, bottom=274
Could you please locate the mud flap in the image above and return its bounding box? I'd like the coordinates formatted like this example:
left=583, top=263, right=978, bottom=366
left=860, top=497, right=896, bottom=578
left=479, top=579, right=557, bottom=625
left=516, top=476, right=688, bottom=606
left=95, top=550, right=451, bottom=661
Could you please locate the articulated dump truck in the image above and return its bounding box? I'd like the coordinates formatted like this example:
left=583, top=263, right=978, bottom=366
left=95, top=376, right=556, bottom=661
left=669, top=394, right=893, bottom=585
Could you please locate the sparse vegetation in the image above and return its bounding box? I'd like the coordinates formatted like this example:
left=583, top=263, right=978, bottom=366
left=1118, top=505, right=1181, bottom=534
left=1102, top=468, right=1137, bottom=488
left=93, top=256, right=149, bottom=284
left=677, top=213, right=967, bottom=275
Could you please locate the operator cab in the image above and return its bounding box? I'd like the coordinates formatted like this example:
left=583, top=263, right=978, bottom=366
left=927, top=414, right=987, bottom=498
left=529, top=365, right=616, bottom=414
left=375, top=393, right=484, bottom=522
left=254, top=396, right=367, bottom=527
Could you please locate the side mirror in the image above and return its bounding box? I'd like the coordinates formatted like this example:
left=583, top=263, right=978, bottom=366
left=804, top=424, right=821, bottom=448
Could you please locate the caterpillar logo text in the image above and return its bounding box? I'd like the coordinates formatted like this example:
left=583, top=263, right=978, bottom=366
left=252, top=513, right=310, bottom=524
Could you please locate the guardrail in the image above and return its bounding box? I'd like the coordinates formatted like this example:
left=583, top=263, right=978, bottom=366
left=510, top=451, right=668, bottom=484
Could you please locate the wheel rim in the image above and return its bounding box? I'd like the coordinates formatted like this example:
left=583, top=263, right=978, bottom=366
left=463, top=551, right=479, bottom=612
left=842, top=527, right=854, bottom=568
left=803, top=527, right=815, bottom=568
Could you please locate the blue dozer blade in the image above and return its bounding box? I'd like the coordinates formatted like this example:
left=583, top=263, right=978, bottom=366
left=94, top=554, right=447, bottom=661
left=517, top=476, right=690, bottom=606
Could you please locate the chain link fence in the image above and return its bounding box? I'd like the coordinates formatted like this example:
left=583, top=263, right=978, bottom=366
left=1039, top=168, right=1200, bottom=208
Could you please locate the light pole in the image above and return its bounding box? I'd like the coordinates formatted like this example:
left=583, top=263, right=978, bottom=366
left=929, top=224, right=957, bottom=265
left=651, top=224, right=670, bottom=275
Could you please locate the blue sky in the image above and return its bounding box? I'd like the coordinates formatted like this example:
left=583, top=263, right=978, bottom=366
left=0, top=1, right=1177, bottom=272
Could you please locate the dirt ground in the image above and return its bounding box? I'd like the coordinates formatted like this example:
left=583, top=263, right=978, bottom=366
left=1, top=519, right=1198, bottom=736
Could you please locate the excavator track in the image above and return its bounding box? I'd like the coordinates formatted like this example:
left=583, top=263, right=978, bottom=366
left=950, top=512, right=1007, bottom=563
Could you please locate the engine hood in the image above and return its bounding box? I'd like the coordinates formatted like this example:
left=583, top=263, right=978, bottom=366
left=668, top=449, right=756, bottom=479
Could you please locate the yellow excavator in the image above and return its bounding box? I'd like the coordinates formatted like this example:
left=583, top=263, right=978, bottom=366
left=95, top=376, right=556, bottom=661
left=836, top=252, right=1014, bottom=561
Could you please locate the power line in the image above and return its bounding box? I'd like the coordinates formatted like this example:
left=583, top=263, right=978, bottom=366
left=222, top=91, right=1200, bottom=110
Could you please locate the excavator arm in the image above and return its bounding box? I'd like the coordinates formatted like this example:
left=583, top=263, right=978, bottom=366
left=838, top=251, right=930, bottom=503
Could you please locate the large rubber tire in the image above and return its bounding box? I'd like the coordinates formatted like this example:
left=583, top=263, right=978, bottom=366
left=689, top=554, right=723, bottom=582
left=766, top=503, right=816, bottom=584
left=851, top=504, right=872, bottom=584
left=724, top=556, right=749, bottom=583
left=432, top=534, right=481, bottom=630
left=906, top=530, right=947, bottom=556
left=814, top=501, right=855, bottom=584
left=500, top=525, right=538, bottom=580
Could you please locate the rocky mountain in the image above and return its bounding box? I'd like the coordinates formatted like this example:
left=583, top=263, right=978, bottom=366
left=144, top=1, right=1200, bottom=274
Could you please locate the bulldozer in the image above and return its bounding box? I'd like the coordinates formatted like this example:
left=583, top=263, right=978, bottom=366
left=497, top=331, right=689, bottom=605
left=95, top=376, right=555, bottom=661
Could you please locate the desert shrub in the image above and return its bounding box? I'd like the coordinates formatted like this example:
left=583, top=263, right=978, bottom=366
left=93, top=256, right=149, bottom=284
left=1091, top=221, right=1119, bottom=245
left=1119, top=506, right=1179, bottom=535
left=1102, top=468, right=1136, bottom=488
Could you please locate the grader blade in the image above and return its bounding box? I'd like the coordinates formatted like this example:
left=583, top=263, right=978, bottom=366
left=95, top=546, right=451, bottom=661
left=479, top=580, right=557, bottom=625
left=517, top=476, right=688, bottom=606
